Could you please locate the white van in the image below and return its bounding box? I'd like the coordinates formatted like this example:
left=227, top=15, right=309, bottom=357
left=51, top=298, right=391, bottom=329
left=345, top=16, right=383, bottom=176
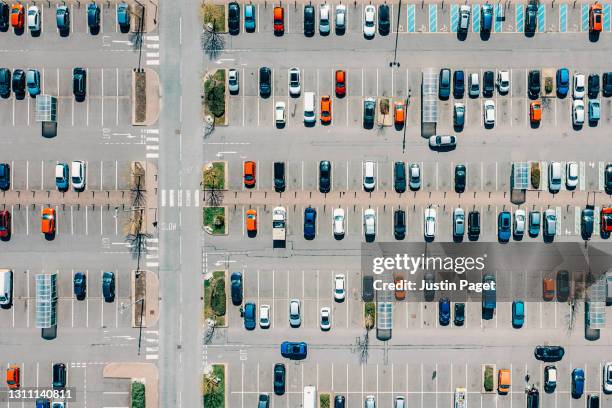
left=548, top=162, right=561, bottom=193
left=303, top=92, right=316, bottom=124
left=363, top=161, right=376, bottom=191
left=0, top=269, right=13, bottom=308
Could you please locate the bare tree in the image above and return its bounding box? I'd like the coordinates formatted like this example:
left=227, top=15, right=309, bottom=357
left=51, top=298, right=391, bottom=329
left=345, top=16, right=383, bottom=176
left=355, top=330, right=370, bottom=364
left=203, top=115, right=215, bottom=138
left=201, top=22, right=225, bottom=60
left=204, top=318, right=216, bottom=344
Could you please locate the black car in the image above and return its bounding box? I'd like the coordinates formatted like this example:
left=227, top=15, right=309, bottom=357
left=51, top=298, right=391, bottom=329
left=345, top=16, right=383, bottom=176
left=0, top=163, right=10, bottom=191
left=534, top=345, right=565, bottom=362
left=363, top=98, right=375, bottom=128
left=304, top=5, right=315, bottom=36
left=605, top=164, right=612, bottom=194
left=454, top=302, right=465, bottom=326
left=102, top=271, right=115, bottom=302
left=423, top=271, right=435, bottom=301
left=528, top=70, right=541, bottom=99
left=303, top=207, right=316, bottom=240
left=378, top=4, right=390, bottom=35
left=483, top=71, right=495, bottom=97
left=527, top=387, right=539, bottom=408
left=556, top=270, right=570, bottom=302
left=362, top=276, right=374, bottom=302
left=544, top=365, right=557, bottom=393
left=0, top=3, right=9, bottom=31
left=394, top=161, right=406, bottom=193
left=12, top=69, right=25, bottom=96
left=525, top=3, right=538, bottom=33
left=581, top=208, right=594, bottom=239
left=453, top=70, right=465, bottom=99
left=0, top=68, right=10, bottom=98
left=468, top=211, right=480, bottom=240
left=603, top=72, right=612, bottom=97
left=228, top=2, right=240, bottom=35
left=52, top=363, right=66, bottom=389
left=273, top=162, right=285, bottom=192
left=394, top=210, right=406, bottom=240
left=454, top=164, right=466, bottom=193
left=587, top=394, right=599, bottom=408
left=319, top=160, right=331, bottom=193
left=588, top=74, right=600, bottom=98
left=334, top=395, right=346, bottom=408
left=73, top=272, right=86, bottom=300
left=259, top=67, right=271, bottom=98
left=273, top=363, right=286, bottom=395
left=230, top=272, right=243, bottom=305
left=73, top=68, right=87, bottom=102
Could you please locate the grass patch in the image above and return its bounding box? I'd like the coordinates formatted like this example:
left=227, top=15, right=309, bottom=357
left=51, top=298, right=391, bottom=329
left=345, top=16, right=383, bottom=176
left=204, top=271, right=226, bottom=326
left=530, top=162, right=540, bottom=189
left=131, top=381, right=145, bottom=408
left=320, top=393, right=331, bottom=408
left=203, top=364, right=225, bottom=408
left=203, top=70, right=226, bottom=125
left=201, top=3, right=225, bottom=32
left=483, top=365, right=494, bottom=392
left=203, top=207, right=226, bottom=235
left=364, top=302, right=376, bottom=330
left=203, top=162, right=226, bottom=190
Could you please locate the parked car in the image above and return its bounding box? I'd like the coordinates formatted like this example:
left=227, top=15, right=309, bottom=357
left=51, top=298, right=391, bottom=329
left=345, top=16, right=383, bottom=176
left=363, top=97, right=375, bottom=128
left=409, top=163, right=421, bottom=190
left=439, top=298, right=450, bottom=326
left=363, top=209, right=376, bottom=240
left=603, top=362, right=612, bottom=393
left=590, top=3, right=603, bottom=32
left=288, top=67, right=301, bottom=97
left=334, top=274, right=345, bottom=301
left=605, top=164, right=612, bottom=194
left=394, top=209, right=406, bottom=240
left=458, top=5, right=470, bottom=32
left=335, top=5, right=346, bottom=33
left=481, top=4, right=493, bottom=32
left=228, top=69, right=239, bottom=94
left=230, top=272, right=243, bottom=305
left=36, top=399, right=50, bottom=408
left=544, top=208, right=557, bottom=238
left=514, top=209, right=526, bottom=238
left=439, top=68, right=451, bottom=99
left=274, top=101, right=286, bottom=124
left=571, top=368, right=585, bottom=398
left=0, top=210, right=11, bottom=239
left=304, top=5, right=315, bottom=36
left=244, top=4, right=255, bottom=32
left=280, top=341, right=307, bottom=359
left=273, top=363, right=285, bottom=395
left=41, top=207, right=56, bottom=235
left=363, top=161, right=376, bottom=191
left=512, top=300, right=524, bottom=328
left=56, top=5, right=70, bottom=31
left=527, top=387, right=539, bottom=408
left=483, top=99, right=495, bottom=125
left=10, top=3, right=24, bottom=29
left=429, top=135, right=456, bottom=149
left=71, top=160, right=86, bottom=191
left=587, top=394, right=600, bottom=408
left=497, top=70, right=510, bottom=94
left=0, top=163, right=10, bottom=190
left=273, top=6, right=284, bottom=35
left=394, top=161, right=406, bottom=193
left=319, top=4, right=330, bottom=35
left=453, top=208, right=465, bottom=238
left=530, top=101, right=542, bottom=124
left=544, top=365, right=557, bottom=393
left=319, top=160, right=331, bottom=193
left=534, top=345, right=565, bottom=362
left=333, top=208, right=345, bottom=238
left=364, top=395, right=376, bottom=408
left=116, top=2, right=130, bottom=30
left=6, top=366, right=20, bottom=389
left=0, top=68, right=10, bottom=98
left=243, top=302, right=256, bottom=330
left=603, top=72, right=612, bottom=96
left=320, top=307, right=331, bottom=330
left=243, top=161, right=256, bottom=188
left=12, top=69, right=25, bottom=97
left=27, top=6, right=40, bottom=32
left=394, top=101, right=405, bottom=127
left=548, top=161, right=562, bottom=193
left=588, top=73, right=600, bottom=98
left=245, top=209, right=257, bottom=234
left=303, top=207, right=316, bottom=240
left=454, top=164, right=466, bottom=193
left=259, top=67, right=271, bottom=98
left=258, top=394, right=269, bottom=408
left=52, top=363, right=66, bottom=389
left=468, top=211, right=480, bottom=240
left=566, top=161, right=578, bottom=189
left=394, top=273, right=406, bottom=300
left=528, top=70, right=541, bottom=99
left=73, top=272, right=86, bottom=300
left=556, top=270, right=570, bottom=302
left=335, top=70, right=346, bottom=97
left=259, top=304, right=270, bottom=328
left=227, top=2, right=240, bottom=35
left=0, top=3, right=9, bottom=31
left=468, top=72, right=479, bottom=97
left=529, top=211, right=541, bottom=237
left=454, top=303, right=465, bottom=326
left=454, top=103, right=465, bottom=127
left=453, top=70, right=465, bottom=98
left=581, top=208, right=594, bottom=240
left=320, top=95, right=332, bottom=124
left=556, top=68, right=570, bottom=97
left=26, top=69, right=40, bottom=97
left=363, top=5, right=376, bottom=38
left=87, top=2, right=100, bottom=31
left=525, top=3, right=538, bottom=33
left=483, top=70, right=495, bottom=97
left=334, top=395, right=346, bottom=408
left=362, top=276, right=374, bottom=302
left=573, top=73, right=586, bottom=99
left=73, top=68, right=86, bottom=102
left=102, top=271, right=115, bottom=302
left=424, top=208, right=436, bottom=241
left=378, top=4, right=390, bottom=35
left=498, top=211, right=511, bottom=243
left=589, top=99, right=600, bottom=123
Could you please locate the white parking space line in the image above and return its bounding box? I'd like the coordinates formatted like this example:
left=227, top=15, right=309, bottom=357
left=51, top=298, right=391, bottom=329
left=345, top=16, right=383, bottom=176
left=116, top=68, right=119, bottom=125
left=101, top=68, right=105, bottom=125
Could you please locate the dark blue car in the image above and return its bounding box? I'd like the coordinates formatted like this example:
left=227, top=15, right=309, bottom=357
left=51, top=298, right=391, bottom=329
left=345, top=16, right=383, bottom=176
left=35, top=399, right=50, bottom=408
left=74, top=272, right=86, bottom=300
left=571, top=368, right=584, bottom=398
left=498, top=211, right=511, bottom=243
left=439, top=298, right=450, bottom=326
left=231, top=272, right=243, bottom=305
left=556, top=68, right=570, bottom=97
left=0, top=163, right=9, bottom=191
left=87, top=2, right=100, bottom=30
left=304, top=207, right=316, bottom=240
left=244, top=302, right=256, bottom=330
left=280, top=341, right=307, bottom=359
left=481, top=4, right=493, bottom=32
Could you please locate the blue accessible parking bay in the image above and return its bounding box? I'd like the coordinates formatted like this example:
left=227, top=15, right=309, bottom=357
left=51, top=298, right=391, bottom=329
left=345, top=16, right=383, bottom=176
left=429, top=4, right=437, bottom=32
left=451, top=4, right=458, bottom=33
left=516, top=3, right=524, bottom=32
left=472, top=4, right=480, bottom=32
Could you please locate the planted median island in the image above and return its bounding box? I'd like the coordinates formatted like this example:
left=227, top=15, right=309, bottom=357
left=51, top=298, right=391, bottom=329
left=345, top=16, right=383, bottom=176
left=203, top=364, right=225, bottom=408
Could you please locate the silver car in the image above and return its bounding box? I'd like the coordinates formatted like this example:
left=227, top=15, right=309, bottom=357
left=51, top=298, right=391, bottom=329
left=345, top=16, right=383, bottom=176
left=429, top=135, right=456, bottom=148
left=544, top=209, right=557, bottom=238
left=453, top=208, right=465, bottom=238
left=289, top=299, right=301, bottom=327
left=288, top=67, right=301, bottom=97
left=409, top=163, right=421, bottom=190
left=458, top=5, right=470, bottom=31
left=335, top=5, right=346, bottom=31
left=228, top=69, right=239, bottom=94
left=364, top=395, right=376, bottom=408
left=364, top=209, right=376, bottom=239
left=319, top=4, right=330, bottom=34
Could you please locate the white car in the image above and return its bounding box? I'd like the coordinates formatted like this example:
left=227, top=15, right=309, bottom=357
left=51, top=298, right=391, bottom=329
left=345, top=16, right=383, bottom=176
left=288, top=67, right=301, bottom=97
left=573, top=99, right=585, bottom=126
left=573, top=73, right=586, bottom=99
left=363, top=161, right=376, bottom=191
left=228, top=69, right=239, bottom=94
left=332, top=208, right=345, bottom=237
left=458, top=5, right=470, bottom=31
left=319, top=4, right=330, bottom=34
left=259, top=304, right=270, bottom=328
left=484, top=99, right=495, bottom=125
left=27, top=6, right=40, bottom=32
left=363, top=5, right=376, bottom=37
left=497, top=70, right=510, bottom=94
left=514, top=209, right=526, bottom=237
left=320, top=307, right=331, bottom=330
left=275, top=102, right=286, bottom=125
left=409, top=163, right=421, bottom=190
left=424, top=208, right=436, bottom=240
left=335, top=5, right=346, bottom=31
left=604, top=362, right=612, bottom=393
left=566, top=161, right=578, bottom=189
left=334, top=274, right=345, bottom=301
left=365, top=395, right=376, bottom=408
left=289, top=299, right=301, bottom=327
left=544, top=208, right=557, bottom=238
left=364, top=208, right=376, bottom=239
left=71, top=160, right=86, bottom=191
left=429, top=135, right=456, bottom=148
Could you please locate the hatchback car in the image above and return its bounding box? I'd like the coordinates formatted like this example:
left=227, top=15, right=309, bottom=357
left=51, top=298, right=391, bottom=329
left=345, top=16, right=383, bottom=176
left=581, top=208, right=594, bottom=240
left=544, top=209, right=557, bottom=238
left=378, top=4, right=390, bottom=35
left=303, top=207, right=316, bottom=240
left=102, top=271, right=115, bottom=302
left=483, top=71, right=495, bottom=97
left=394, top=162, right=406, bottom=193
left=483, top=100, right=495, bottom=126
left=498, top=211, right=511, bottom=243
left=244, top=302, right=256, bottom=330
left=0, top=68, right=11, bottom=98
left=230, top=272, right=243, bottom=305
left=394, top=209, right=406, bottom=240
left=273, top=363, right=285, bottom=395
left=52, top=363, right=66, bottom=389
left=245, top=209, right=257, bottom=235
left=73, top=272, right=86, bottom=300
left=587, top=394, right=600, bottom=408
left=556, top=68, right=570, bottom=97
left=73, top=68, right=87, bottom=102
left=244, top=4, right=255, bottom=32
left=6, top=366, right=20, bottom=389
left=454, top=103, right=465, bottom=128
left=335, top=70, right=346, bottom=97
left=409, top=163, right=421, bottom=190
left=544, top=365, right=557, bottom=393
left=10, top=3, right=24, bottom=29
left=273, top=6, right=284, bottom=35
left=530, top=101, right=542, bottom=124
left=543, top=279, right=555, bottom=301
left=572, top=368, right=585, bottom=398
left=56, top=6, right=70, bottom=31
left=304, top=5, right=315, bottom=36
left=71, top=160, right=86, bottom=191
left=566, top=161, right=578, bottom=189
left=458, top=5, right=470, bottom=32
left=481, top=4, right=493, bottom=32
left=363, top=209, right=376, bottom=239
left=605, top=164, right=612, bottom=194
left=468, top=72, right=479, bottom=97
left=528, top=211, right=541, bottom=237
left=0, top=163, right=10, bottom=190
left=243, top=161, right=256, bottom=188
left=27, top=6, right=40, bottom=32
left=525, top=3, right=537, bottom=32
left=320, top=96, right=332, bottom=124
left=589, top=99, right=600, bottom=123
left=528, top=70, right=541, bottom=99
left=228, top=69, right=239, bottom=94
left=289, top=299, right=301, bottom=327
left=320, top=307, right=331, bottom=330
left=573, top=73, right=586, bottom=99
left=26, top=69, right=40, bottom=97
left=603, top=72, right=612, bottom=96
left=603, top=362, right=612, bottom=393
left=335, top=6, right=346, bottom=32
left=41, top=207, right=56, bottom=235
left=319, top=160, right=331, bottom=193
left=453, top=70, right=465, bottom=98
left=227, top=2, right=240, bottom=35
left=12, top=69, right=25, bottom=97
left=87, top=2, right=100, bottom=31
left=514, top=209, right=526, bottom=238
left=259, top=67, right=271, bottom=98
left=497, top=70, right=510, bottom=94
left=117, top=2, right=130, bottom=30
left=453, top=208, right=465, bottom=238
left=363, top=98, right=375, bottom=128
left=333, top=208, right=345, bottom=238
left=259, top=304, right=270, bottom=328
left=0, top=210, right=11, bottom=239
left=280, top=341, right=307, bottom=359
left=454, top=303, right=465, bottom=326
left=512, top=300, right=525, bottom=328
left=319, top=4, right=330, bottom=35
left=438, top=298, right=450, bottom=326
left=590, top=3, right=603, bottom=32
left=468, top=211, right=480, bottom=240
left=364, top=395, right=376, bottom=408
left=439, top=68, right=451, bottom=99
left=424, top=208, right=436, bottom=241
left=363, top=5, right=376, bottom=37
left=288, top=67, right=300, bottom=97
left=394, top=101, right=405, bottom=127
left=454, top=164, right=466, bottom=193
left=0, top=3, right=9, bottom=31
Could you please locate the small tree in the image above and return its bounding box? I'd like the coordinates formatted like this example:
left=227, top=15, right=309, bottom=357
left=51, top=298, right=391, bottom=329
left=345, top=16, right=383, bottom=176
left=211, top=279, right=226, bottom=317
left=131, top=381, right=145, bottom=408
left=531, top=162, right=540, bottom=189
left=204, top=76, right=225, bottom=118
left=201, top=22, right=225, bottom=60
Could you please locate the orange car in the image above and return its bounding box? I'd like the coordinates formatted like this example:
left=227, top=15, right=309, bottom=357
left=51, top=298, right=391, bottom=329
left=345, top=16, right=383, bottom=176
left=543, top=278, right=555, bottom=301
left=601, top=207, right=612, bottom=233
left=273, top=6, right=284, bottom=35
left=41, top=207, right=56, bottom=235
left=10, top=3, right=24, bottom=29
left=243, top=161, right=256, bottom=188
left=6, top=366, right=19, bottom=389
left=394, top=273, right=406, bottom=300
left=246, top=209, right=257, bottom=233
left=394, top=101, right=406, bottom=126
left=335, top=70, right=346, bottom=97
left=530, top=101, right=542, bottom=123
left=498, top=369, right=511, bottom=394
left=320, top=96, right=332, bottom=124
left=590, top=3, right=603, bottom=33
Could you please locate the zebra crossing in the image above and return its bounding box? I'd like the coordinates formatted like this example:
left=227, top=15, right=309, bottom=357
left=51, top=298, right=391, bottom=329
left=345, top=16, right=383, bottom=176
left=160, top=189, right=202, bottom=207
left=144, top=330, right=159, bottom=360
left=145, top=237, right=159, bottom=268
left=143, top=128, right=159, bottom=159
left=145, top=35, right=160, bottom=66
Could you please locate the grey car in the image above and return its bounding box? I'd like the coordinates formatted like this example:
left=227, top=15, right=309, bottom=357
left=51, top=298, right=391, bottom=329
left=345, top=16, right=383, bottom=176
left=454, top=103, right=465, bottom=127
left=409, top=163, right=421, bottom=190
left=289, top=299, right=301, bottom=327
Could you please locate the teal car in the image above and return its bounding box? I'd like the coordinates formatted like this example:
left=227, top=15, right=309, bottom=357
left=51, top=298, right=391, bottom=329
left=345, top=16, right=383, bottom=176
left=26, top=69, right=40, bottom=97
left=512, top=300, right=525, bottom=328
left=244, top=4, right=255, bottom=32
left=588, top=99, right=600, bottom=122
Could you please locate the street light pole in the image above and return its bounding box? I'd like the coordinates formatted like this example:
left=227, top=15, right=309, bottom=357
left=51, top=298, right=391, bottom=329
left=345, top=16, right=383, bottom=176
left=390, top=0, right=402, bottom=67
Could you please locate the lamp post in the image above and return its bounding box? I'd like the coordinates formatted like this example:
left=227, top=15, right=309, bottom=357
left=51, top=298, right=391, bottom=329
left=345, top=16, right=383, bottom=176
left=390, top=0, right=402, bottom=67
left=147, top=0, right=157, bottom=24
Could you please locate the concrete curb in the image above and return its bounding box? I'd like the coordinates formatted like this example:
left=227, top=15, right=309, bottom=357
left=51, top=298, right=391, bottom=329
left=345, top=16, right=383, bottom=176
left=103, top=362, right=158, bottom=408
left=132, top=69, right=161, bottom=126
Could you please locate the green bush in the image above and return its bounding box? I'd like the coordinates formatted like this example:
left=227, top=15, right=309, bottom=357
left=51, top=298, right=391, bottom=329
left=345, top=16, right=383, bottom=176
left=484, top=366, right=494, bottom=392
left=364, top=302, right=376, bottom=330
left=211, top=279, right=226, bottom=316
left=320, top=393, right=331, bottom=408
left=131, top=381, right=145, bottom=408
left=531, top=163, right=540, bottom=189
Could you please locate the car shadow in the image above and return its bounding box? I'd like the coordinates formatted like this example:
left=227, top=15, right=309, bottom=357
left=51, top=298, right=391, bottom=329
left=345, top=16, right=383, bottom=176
left=530, top=121, right=540, bottom=129
left=364, top=235, right=375, bottom=243
left=484, top=123, right=495, bottom=130
left=543, top=234, right=555, bottom=243
left=0, top=233, right=10, bottom=242
left=468, top=234, right=479, bottom=242
left=247, top=230, right=257, bottom=238
left=456, top=31, right=467, bottom=42
left=59, top=28, right=70, bottom=38
left=572, top=123, right=583, bottom=131
left=453, top=235, right=463, bottom=243
left=44, top=232, right=56, bottom=241
left=479, top=31, right=491, bottom=41
left=30, top=29, right=41, bottom=38
left=120, top=25, right=130, bottom=34
left=589, top=31, right=600, bottom=43
left=588, top=120, right=599, bottom=128
left=90, top=26, right=100, bottom=36
left=276, top=122, right=285, bottom=129
left=394, top=123, right=404, bottom=131
left=333, top=234, right=344, bottom=241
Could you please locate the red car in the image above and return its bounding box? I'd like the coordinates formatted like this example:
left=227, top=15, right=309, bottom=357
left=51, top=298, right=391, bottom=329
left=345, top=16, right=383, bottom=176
left=10, top=3, right=23, bottom=29
left=0, top=210, right=10, bottom=238
left=273, top=6, right=284, bottom=35
left=41, top=207, right=56, bottom=235
left=335, top=70, right=346, bottom=97
left=601, top=207, right=612, bottom=233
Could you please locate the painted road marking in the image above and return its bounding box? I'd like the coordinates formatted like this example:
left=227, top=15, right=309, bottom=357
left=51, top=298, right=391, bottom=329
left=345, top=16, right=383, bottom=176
left=407, top=4, right=415, bottom=32
left=429, top=4, right=437, bottom=32
left=559, top=4, right=567, bottom=33
left=537, top=3, right=545, bottom=33
left=451, top=4, right=458, bottom=33
left=605, top=3, right=611, bottom=31
left=472, top=4, right=480, bottom=32
left=494, top=4, right=502, bottom=33
left=582, top=4, right=589, bottom=32
left=516, top=3, right=524, bottom=33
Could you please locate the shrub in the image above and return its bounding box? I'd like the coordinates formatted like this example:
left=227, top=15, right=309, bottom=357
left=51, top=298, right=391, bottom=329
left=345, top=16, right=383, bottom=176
left=320, top=393, right=331, bottom=408
left=131, top=381, right=145, bottom=408
left=531, top=162, right=540, bottom=189
left=211, top=279, right=226, bottom=316
left=484, top=366, right=494, bottom=392
left=380, top=98, right=389, bottom=115
left=364, top=302, right=376, bottom=330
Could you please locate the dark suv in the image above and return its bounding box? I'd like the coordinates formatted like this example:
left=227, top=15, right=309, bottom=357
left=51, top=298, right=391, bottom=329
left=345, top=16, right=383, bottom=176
left=273, top=162, right=285, bottom=192
left=468, top=211, right=480, bottom=240
left=394, top=210, right=406, bottom=240
left=525, top=3, right=538, bottom=33
left=528, top=70, right=541, bottom=99
left=230, top=272, right=243, bottom=305
left=73, top=272, right=86, bottom=300
left=0, top=3, right=9, bottom=31
left=12, top=69, right=25, bottom=98
left=483, top=71, right=495, bottom=97
left=453, top=70, right=465, bottom=98
left=273, top=363, right=285, bottom=395
left=319, top=160, right=331, bottom=193
left=228, top=2, right=240, bottom=35
left=588, top=74, right=600, bottom=98
left=259, top=67, right=271, bottom=98
left=394, top=162, right=406, bottom=193
left=304, top=5, right=315, bottom=36
left=603, top=72, right=612, bottom=96
left=454, top=164, right=466, bottom=193
left=73, top=68, right=87, bottom=102
left=52, top=363, right=66, bottom=389
left=0, top=68, right=10, bottom=98
left=378, top=4, right=390, bottom=35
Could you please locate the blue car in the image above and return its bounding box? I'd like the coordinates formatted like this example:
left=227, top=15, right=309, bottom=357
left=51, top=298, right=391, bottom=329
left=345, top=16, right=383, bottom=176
left=571, top=368, right=585, bottom=398
left=26, top=69, right=40, bottom=97
left=117, top=2, right=130, bottom=29
left=244, top=4, right=256, bottom=32
left=588, top=100, right=600, bottom=122
left=0, top=163, right=10, bottom=191
left=280, top=341, right=307, bottom=359
left=87, top=2, right=100, bottom=30
left=304, top=207, right=316, bottom=240
left=56, top=5, right=70, bottom=31
left=528, top=211, right=541, bottom=237
left=512, top=300, right=525, bottom=328
left=244, top=302, right=256, bottom=330
left=36, top=399, right=50, bottom=408
left=74, top=272, right=86, bottom=300
left=439, top=298, right=450, bottom=326
left=556, top=68, right=570, bottom=97
left=230, top=272, right=243, bottom=305
left=481, top=4, right=493, bottom=32
left=55, top=162, right=69, bottom=191
left=498, top=211, right=511, bottom=243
